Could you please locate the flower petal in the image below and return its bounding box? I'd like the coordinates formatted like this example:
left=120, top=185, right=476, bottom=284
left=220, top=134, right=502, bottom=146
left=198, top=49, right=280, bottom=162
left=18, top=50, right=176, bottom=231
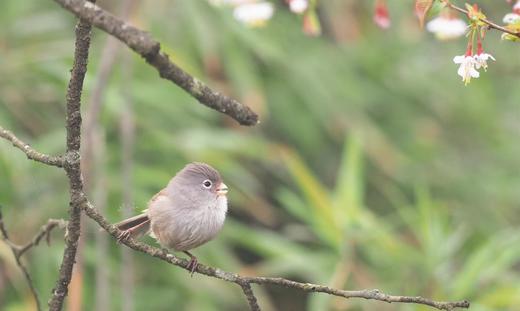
left=469, top=67, right=480, bottom=78
left=453, top=55, right=465, bottom=63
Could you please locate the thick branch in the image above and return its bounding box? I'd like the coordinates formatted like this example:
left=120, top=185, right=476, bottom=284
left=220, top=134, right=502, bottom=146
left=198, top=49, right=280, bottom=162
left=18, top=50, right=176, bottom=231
left=0, top=208, right=66, bottom=311
left=444, top=0, right=520, bottom=38
left=48, top=3, right=94, bottom=309
left=52, top=0, right=259, bottom=126
left=81, top=201, right=470, bottom=311
left=0, top=126, right=64, bottom=167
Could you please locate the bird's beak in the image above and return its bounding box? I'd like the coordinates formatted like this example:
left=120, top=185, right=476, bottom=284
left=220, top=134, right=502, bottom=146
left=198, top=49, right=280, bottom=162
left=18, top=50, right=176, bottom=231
left=216, top=183, right=228, bottom=196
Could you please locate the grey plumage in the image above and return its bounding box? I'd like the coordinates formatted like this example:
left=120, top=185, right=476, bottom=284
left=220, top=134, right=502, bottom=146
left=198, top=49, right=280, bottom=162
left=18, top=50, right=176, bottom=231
left=115, top=162, right=228, bottom=253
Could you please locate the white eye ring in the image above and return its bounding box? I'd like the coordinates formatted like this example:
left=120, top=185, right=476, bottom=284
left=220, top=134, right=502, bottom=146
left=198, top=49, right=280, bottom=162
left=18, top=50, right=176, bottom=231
left=202, top=179, right=212, bottom=189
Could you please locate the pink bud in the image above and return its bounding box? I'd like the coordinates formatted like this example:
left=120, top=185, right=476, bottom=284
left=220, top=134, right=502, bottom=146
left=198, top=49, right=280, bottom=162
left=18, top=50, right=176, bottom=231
left=373, top=0, right=391, bottom=29
left=514, top=1, right=520, bottom=14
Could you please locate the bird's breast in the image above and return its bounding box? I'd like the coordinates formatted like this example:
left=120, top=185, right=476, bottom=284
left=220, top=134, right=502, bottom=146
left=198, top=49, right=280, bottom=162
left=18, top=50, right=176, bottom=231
left=148, top=194, right=228, bottom=251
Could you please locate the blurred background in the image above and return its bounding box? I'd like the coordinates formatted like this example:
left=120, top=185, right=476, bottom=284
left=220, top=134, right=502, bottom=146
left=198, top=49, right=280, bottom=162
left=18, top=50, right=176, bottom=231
left=1, top=0, right=520, bottom=310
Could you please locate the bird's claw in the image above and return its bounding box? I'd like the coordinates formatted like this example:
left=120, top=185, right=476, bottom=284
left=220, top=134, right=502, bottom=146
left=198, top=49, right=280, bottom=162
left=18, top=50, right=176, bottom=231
left=186, top=256, right=198, bottom=277
left=117, top=230, right=131, bottom=243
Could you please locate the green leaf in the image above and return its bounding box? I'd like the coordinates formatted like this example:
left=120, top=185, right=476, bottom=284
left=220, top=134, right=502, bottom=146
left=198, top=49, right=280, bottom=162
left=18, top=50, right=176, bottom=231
left=333, top=134, right=364, bottom=229
left=280, top=148, right=341, bottom=249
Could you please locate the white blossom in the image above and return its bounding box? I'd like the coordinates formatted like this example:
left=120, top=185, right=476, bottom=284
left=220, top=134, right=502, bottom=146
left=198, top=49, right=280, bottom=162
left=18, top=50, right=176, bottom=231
left=233, top=2, right=274, bottom=26
left=473, top=53, right=495, bottom=71
left=453, top=55, right=479, bottom=85
left=289, top=0, right=308, bottom=14
left=426, top=16, right=467, bottom=40
left=503, top=13, right=520, bottom=24
left=208, top=0, right=253, bottom=6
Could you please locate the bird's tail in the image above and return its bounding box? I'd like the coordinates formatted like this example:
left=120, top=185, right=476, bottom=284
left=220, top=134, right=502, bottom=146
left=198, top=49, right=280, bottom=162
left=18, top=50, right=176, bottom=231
left=114, top=213, right=151, bottom=239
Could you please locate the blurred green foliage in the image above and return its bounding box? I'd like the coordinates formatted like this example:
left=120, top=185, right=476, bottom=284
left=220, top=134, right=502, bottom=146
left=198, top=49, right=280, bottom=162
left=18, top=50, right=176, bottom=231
left=1, top=0, right=520, bottom=310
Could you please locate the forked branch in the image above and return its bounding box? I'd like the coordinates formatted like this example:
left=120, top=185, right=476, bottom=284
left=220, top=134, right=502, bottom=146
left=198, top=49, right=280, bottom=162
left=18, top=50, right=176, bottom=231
left=82, top=200, right=470, bottom=311
left=0, top=207, right=67, bottom=311
left=48, top=2, right=94, bottom=308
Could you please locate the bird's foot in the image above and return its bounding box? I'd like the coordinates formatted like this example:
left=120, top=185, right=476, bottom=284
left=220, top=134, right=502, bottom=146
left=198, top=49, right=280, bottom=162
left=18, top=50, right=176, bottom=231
left=184, top=251, right=198, bottom=277
left=117, top=230, right=131, bottom=243
left=187, top=257, right=198, bottom=276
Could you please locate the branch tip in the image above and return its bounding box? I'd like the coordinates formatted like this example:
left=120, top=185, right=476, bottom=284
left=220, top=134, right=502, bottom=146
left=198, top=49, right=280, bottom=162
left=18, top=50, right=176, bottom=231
left=53, top=0, right=259, bottom=126
left=0, top=126, right=65, bottom=167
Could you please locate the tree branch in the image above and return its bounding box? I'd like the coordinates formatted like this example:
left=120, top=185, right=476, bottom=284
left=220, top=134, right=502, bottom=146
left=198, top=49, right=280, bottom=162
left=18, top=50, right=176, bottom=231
left=16, top=219, right=68, bottom=258
left=0, top=216, right=41, bottom=311
left=0, top=207, right=67, bottom=311
left=238, top=281, right=261, bottom=311
left=81, top=200, right=470, bottom=311
left=48, top=2, right=94, bottom=309
left=444, top=0, right=520, bottom=38
left=81, top=2, right=136, bottom=309
left=1, top=1, right=471, bottom=310
left=0, top=125, right=64, bottom=167
left=51, top=0, right=259, bottom=126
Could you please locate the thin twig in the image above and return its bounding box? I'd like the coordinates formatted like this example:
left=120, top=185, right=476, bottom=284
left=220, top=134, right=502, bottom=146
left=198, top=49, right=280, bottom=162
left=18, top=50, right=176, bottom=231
left=0, top=207, right=66, bottom=311
left=0, top=126, right=64, bottom=167
left=238, top=281, right=261, bottom=311
left=444, top=0, right=520, bottom=38
left=48, top=1, right=95, bottom=309
left=51, top=0, right=259, bottom=126
left=81, top=200, right=470, bottom=311
left=17, top=219, right=68, bottom=257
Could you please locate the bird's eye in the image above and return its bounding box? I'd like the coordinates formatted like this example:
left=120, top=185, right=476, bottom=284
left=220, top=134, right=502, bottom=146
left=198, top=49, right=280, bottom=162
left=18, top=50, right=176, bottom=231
left=202, top=179, right=212, bottom=188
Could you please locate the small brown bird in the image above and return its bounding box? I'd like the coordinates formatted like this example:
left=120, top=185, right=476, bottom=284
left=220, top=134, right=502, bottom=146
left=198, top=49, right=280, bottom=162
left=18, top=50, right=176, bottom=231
left=115, top=162, right=228, bottom=274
